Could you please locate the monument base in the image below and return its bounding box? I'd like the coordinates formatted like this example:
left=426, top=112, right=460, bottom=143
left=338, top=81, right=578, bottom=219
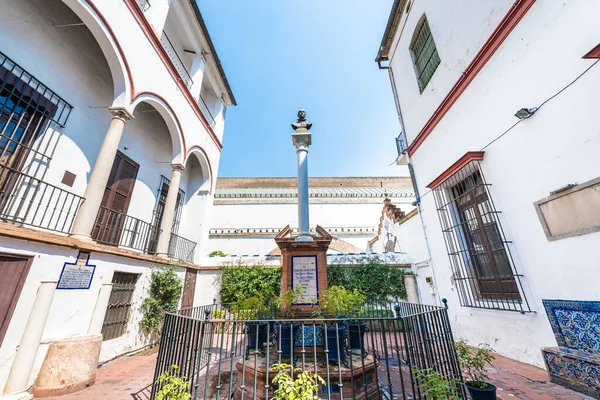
left=275, top=225, right=332, bottom=314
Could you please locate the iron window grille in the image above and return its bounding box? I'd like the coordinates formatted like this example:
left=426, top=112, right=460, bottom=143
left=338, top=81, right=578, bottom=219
left=432, top=161, right=532, bottom=313
left=0, top=51, right=81, bottom=234
left=409, top=15, right=441, bottom=93
left=101, top=272, right=140, bottom=341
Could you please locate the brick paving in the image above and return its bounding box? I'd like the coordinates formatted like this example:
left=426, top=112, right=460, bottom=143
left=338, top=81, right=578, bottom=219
left=33, top=351, right=591, bottom=400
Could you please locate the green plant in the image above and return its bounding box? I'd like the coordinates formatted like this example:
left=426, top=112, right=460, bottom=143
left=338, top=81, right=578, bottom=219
left=327, top=258, right=407, bottom=302
left=455, top=339, right=496, bottom=388
left=272, top=363, right=325, bottom=400
left=212, top=309, right=225, bottom=319
left=413, top=368, right=461, bottom=400
left=155, top=365, right=191, bottom=400
left=277, top=286, right=307, bottom=319
left=140, top=267, right=183, bottom=334
left=315, top=286, right=366, bottom=319
left=219, top=261, right=281, bottom=307
left=232, top=294, right=272, bottom=320
left=209, top=250, right=227, bottom=257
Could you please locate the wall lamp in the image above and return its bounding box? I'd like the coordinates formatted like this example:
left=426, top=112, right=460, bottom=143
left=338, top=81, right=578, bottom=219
left=514, top=107, right=538, bottom=120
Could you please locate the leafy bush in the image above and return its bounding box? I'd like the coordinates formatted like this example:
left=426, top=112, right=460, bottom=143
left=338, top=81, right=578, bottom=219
left=219, top=261, right=281, bottom=306
left=316, top=286, right=366, bottom=318
left=272, top=363, right=325, bottom=400
left=413, top=368, right=461, bottom=400
left=455, top=339, right=496, bottom=388
left=140, top=267, right=183, bottom=334
left=209, top=250, right=227, bottom=257
left=327, top=258, right=407, bottom=302
left=155, top=365, right=191, bottom=400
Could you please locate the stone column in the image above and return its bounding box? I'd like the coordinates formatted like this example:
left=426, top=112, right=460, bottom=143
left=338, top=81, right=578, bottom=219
left=292, top=129, right=312, bottom=242
left=4, top=281, right=56, bottom=395
left=71, top=108, right=133, bottom=241
left=87, top=284, right=113, bottom=334
left=156, top=164, right=185, bottom=257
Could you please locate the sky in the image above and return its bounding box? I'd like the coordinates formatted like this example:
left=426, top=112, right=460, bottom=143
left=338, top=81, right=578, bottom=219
left=197, top=0, right=405, bottom=178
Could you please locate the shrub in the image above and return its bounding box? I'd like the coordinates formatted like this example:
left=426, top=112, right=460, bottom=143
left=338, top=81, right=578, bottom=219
left=140, top=267, right=183, bottom=334
left=272, top=363, right=325, bottom=400
left=209, top=250, right=227, bottom=257
left=219, top=261, right=281, bottom=307
left=413, top=368, right=461, bottom=400
left=155, top=365, right=191, bottom=400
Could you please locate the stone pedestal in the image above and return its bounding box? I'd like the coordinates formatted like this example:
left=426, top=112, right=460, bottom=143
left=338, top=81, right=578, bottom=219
left=275, top=225, right=332, bottom=315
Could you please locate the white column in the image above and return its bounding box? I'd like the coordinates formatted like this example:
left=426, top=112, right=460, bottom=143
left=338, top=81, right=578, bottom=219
left=156, top=164, right=185, bottom=257
left=189, top=54, right=206, bottom=100
left=292, top=130, right=312, bottom=241
left=4, top=281, right=56, bottom=395
left=88, top=284, right=113, bottom=334
left=71, top=108, right=133, bottom=241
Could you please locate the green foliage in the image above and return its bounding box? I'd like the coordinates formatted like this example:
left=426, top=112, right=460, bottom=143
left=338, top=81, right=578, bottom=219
left=315, top=286, right=366, bottom=318
left=277, top=286, right=307, bottom=319
left=327, top=258, right=407, bottom=302
left=412, top=368, right=462, bottom=400
left=272, top=363, right=325, bottom=400
left=231, top=294, right=271, bottom=320
left=140, top=267, right=183, bottom=334
left=209, top=250, right=227, bottom=257
left=219, top=261, right=281, bottom=307
left=455, top=339, right=496, bottom=388
left=212, top=309, right=224, bottom=319
left=155, top=365, right=191, bottom=400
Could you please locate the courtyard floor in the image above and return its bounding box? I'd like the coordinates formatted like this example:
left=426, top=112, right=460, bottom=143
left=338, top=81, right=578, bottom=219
left=35, top=352, right=591, bottom=400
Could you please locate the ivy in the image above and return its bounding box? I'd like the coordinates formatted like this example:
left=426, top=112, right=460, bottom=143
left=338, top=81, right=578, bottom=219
left=218, top=261, right=281, bottom=306
left=327, top=257, right=408, bottom=303
left=140, top=266, right=183, bottom=335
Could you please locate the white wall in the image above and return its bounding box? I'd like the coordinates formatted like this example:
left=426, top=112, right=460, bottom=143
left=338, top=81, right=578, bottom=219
left=389, top=0, right=600, bottom=366
left=0, top=236, right=185, bottom=393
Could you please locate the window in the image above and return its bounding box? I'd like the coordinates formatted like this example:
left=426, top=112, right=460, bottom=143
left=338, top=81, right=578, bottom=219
left=409, top=15, right=441, bottom=93
left=432, top=160, right=531, bottom=312
left=101, top=272, right=139, bottom=341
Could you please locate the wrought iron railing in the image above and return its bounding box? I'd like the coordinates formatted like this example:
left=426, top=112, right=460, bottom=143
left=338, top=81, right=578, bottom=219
left=160, top=32, right=193, bottom=88
left=168, top=233, right=197, bottom=263
left=198, top=95, right=216, bottom=127
left=92, top=206, right=161, bottom=254
left=152, top=299, right=464, bottom=400
left=0, top=166, right=83, bottom=234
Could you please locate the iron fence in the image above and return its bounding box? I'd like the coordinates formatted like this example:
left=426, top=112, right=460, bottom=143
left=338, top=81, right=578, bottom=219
left=0, top=166, right=83, bottom=233
left=92, top=206, right=161, bottom=254
left=168, top=232, right=197, bottom=263
left=151, top=299, right=464, bottom=400
left=160, top=32, right=193, bottom=88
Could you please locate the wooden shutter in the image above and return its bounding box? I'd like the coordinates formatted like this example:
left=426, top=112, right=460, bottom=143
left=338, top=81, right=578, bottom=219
left=181, top=269, right=197, bottom=309
left=102, top=151, right=139, bottom=213
left=0, top=254, right=33, bottom=346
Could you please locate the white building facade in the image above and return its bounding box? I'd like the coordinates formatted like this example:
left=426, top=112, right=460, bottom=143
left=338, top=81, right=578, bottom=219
left=207, top=177, right=415, bottom=257
left=0, top=0, right=234, bottom=394
left=377, top=0, right=600, bottom=367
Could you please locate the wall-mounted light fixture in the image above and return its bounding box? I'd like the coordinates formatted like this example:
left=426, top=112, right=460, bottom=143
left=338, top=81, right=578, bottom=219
left=514, top=107, right=538, bottom=120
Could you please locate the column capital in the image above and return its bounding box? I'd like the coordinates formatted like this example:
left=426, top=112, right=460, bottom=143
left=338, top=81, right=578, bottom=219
left=292, top=132, right=312, bottom=152
left=171, top=163, right=186, bottom=172
left=109, top=107, right=134, bottom=123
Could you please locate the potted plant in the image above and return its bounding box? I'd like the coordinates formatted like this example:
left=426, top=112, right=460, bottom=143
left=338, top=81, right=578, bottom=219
left=412, top=367, right=461, bottom=400
left=455, top=339, right=497, bottom=400
left=273, top=287, right=305, bottom=357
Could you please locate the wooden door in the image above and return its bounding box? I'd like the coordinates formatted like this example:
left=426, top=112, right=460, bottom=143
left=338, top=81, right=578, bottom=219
left=91, top=151, right=139, bottom=245
left=0, top=254, right=33, bottom=346
left=181, top=269, right=197, bottom=309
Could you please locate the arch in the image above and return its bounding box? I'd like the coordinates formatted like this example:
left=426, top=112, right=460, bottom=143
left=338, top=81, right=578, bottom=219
left=185, top=146, right=214, bottom=193
left=131, top=92, right=185, bottom=163
left=60, top=0, right=132, bottom=106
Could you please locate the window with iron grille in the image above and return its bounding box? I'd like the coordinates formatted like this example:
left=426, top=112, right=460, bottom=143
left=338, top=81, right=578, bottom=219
left=101, top=272, right=139, bottom=341
left=148, top=175, right=185, bottom=253
left=409, top=15, right=441, bottom=93
left=432, top=161, right=532, bottom=312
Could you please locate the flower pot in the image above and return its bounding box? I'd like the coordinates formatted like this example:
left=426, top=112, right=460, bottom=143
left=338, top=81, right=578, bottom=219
left=348, top=322, right=369, bottom=351
left=246, top=322, right=268, bottom=353
left=465, top=381, right=497, bottom=400
left=274, top=324, right=300, bottom=356
left=326, top=325, right=347, bottom=364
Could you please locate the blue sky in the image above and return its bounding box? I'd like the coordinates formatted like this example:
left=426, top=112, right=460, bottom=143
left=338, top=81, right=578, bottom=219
left=198, top=0, right=404, bottom=177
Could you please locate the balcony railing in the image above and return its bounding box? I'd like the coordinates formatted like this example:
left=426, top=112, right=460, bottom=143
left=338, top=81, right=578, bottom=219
left=0, top=166, right=83, bottom=234
left=152, top=300, right=465, bottom=400
left=198, top=95, right=216, bottom=127
left=160, top=32, right=193, bottom=89
left=168, top=232, right=197, bottom=263
left=92, top=206, right=161, bottom=254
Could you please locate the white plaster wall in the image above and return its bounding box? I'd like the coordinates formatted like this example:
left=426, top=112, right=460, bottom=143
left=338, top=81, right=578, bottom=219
left=0, top=236, right=185, bottom=392
left=389, top=0, right=600, bottom=366
left=193, top=270, right=221, bottom=307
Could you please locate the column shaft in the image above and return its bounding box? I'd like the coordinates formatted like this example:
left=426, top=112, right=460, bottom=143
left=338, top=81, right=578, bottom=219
left=4, top=281, right=56, bottom=395
left=71, top=109, right=132, bottom=240
left=88, top=284, right=114, bottom=334
left=297, top=147, right=310, bottom=236
left=156, top=166, right=185, bottom=257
